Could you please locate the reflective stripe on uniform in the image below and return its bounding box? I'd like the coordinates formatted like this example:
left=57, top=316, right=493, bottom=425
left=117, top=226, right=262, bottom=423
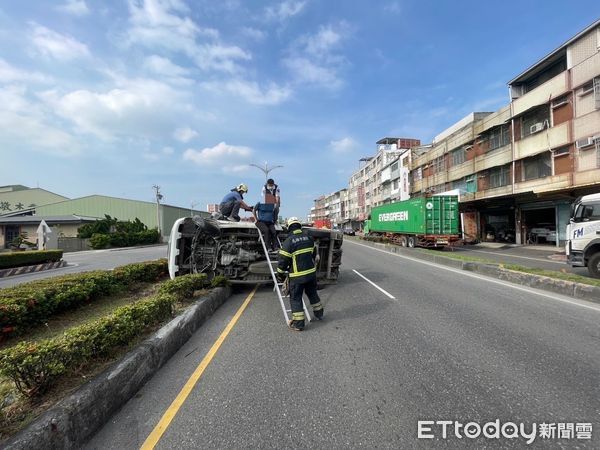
left=279, top=249, right=292, bottom=257
left=289, top=267, right=316, bottom=277
left=292, top=230, right=302, bottom=234
left=292, top=247, right=313, bottom=256
left=276, top=267, right=286, bottom=273
left=312, top=302, right=323, bottom=311
left=292, top=312, right=305, bottom=320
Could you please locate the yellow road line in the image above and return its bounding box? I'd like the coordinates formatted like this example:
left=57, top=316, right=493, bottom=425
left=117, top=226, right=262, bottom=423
left=140, top=284, right=259, bottom=450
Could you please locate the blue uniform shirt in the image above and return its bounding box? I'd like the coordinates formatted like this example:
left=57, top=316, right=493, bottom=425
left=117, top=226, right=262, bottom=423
left=221, top=191, right=242, bottom=203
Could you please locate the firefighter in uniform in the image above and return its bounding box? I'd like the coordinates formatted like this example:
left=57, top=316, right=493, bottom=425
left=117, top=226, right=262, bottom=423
left=276, top=217, right=324, bottom=331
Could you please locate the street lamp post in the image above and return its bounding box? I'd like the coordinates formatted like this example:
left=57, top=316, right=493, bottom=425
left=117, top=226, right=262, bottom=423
left=249, top=162, right=283, bottom=180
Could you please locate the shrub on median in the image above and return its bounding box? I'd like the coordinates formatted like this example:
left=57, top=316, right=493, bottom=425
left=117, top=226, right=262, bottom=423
left=0, top=250, right=64, bottom=270
left=0, top=273, right=216, bottom=396
left=0, top=259, right=168, bottom=338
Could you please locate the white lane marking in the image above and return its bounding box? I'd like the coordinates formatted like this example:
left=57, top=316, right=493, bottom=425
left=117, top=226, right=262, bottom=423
left=352, top=269, right=396, bottom=299
left=462, top=249, right=564, bottom=264
left=346, top=240, right=600, bottom=313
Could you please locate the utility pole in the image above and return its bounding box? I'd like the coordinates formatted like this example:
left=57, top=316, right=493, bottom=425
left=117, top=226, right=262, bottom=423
left=249, top=162, right=283, bottom=180
left=152, top=185, right=163, bottom=237
left=190, top=201, right=198, bottom=216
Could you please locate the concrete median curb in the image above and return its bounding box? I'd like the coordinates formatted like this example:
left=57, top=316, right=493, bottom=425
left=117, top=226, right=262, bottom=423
left=353, top=239, right=600, bottom=304
left=3, top=285, right=233, bottom=450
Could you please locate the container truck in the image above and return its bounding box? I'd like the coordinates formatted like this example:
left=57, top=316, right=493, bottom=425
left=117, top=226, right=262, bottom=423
left=364, top=196, right=460, bottom=248
left=566, top=193, right=600, bottom=278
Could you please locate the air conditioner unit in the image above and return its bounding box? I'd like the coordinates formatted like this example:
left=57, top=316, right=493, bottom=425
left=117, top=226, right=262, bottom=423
left=530, top=122, right=545, bottom=134
left=575, top=136, right=595, bottom=149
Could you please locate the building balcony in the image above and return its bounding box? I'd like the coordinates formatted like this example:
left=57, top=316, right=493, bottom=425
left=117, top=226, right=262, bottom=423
left=512, top=71, right=569, bottom=117
left=474, top=105, right=511, bottom=135
left=447, top=160, right=474, bottom=183
left=433, top=171, right=448, bottom=186
left=514, top=174, right=570, bottom=194
left=574, top=168, right=600, bottom=186
left=514, top=122, right=569, bottom=160
left=474, top=184, right=513, bottom=200
left=573, top=110, right=600, bottom=139
left=412, top=179, right=423, bottom=193
left=474, top=144, right=512, bottom=172
left=571, top=51, right=600, bottom=88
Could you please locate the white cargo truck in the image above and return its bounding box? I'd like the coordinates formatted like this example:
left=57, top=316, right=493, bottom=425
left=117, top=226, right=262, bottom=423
left=566, top=193, right=600, bottom=278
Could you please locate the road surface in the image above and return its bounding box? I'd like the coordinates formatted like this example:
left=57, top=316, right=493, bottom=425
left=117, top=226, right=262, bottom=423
left=81, top=239, right=599, bottom=448
left=0, top=245, right=167, bottom=288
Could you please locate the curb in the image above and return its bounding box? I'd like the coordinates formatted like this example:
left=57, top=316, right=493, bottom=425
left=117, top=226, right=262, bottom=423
left=3, top=285, right=233, bottom=450
left=352, top=239, right=600, bottom=304
left=0, top=261, right=68, bottom=278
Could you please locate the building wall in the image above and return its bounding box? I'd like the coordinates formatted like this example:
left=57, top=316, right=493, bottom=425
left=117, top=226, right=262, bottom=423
left=0, top=188, right=68, bottom=215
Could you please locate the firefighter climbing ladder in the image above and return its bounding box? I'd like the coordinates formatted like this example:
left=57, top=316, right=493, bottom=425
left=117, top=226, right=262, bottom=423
left=256, top=229, right=312, bottom=325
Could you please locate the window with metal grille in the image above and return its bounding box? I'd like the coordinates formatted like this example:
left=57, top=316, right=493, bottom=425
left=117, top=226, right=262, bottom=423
left=521, top=106, right=550, bottom=138
left=523, top=152, right=552, bottom=180
left=488, top=124, right=511, bottom=150
left=594, top=77, right=600, bottom=110
left=451, top=147, right=465, bottom=166
left=489, top=165, right=510, bottom=188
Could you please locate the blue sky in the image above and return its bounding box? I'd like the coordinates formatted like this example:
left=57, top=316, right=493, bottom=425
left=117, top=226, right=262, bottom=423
left=1, top=1, right=598, bottom=219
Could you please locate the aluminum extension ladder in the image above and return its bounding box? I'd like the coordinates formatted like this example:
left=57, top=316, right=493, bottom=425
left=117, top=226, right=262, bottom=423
left=256, top=228, right=311, bottom=325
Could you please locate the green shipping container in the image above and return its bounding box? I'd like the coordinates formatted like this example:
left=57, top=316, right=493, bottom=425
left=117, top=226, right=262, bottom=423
left=369, top=196, right=459, bottom=235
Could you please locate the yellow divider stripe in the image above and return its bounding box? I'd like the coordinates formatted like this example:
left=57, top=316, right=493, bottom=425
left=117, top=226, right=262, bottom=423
left=140, top=284, right=259, bottom=450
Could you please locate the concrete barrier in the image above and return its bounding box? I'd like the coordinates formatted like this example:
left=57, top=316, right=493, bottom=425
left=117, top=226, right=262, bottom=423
left=3, top=285, right=233, bottom=450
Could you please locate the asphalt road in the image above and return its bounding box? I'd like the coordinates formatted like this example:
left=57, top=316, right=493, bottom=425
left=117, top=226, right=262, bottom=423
left=0, top=245, right=168, bottom=288
left=86, top=239, right=600, bottom=449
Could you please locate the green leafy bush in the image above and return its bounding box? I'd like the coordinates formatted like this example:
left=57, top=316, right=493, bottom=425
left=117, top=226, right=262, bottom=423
left=0, top=273, right=216, bottom=396
left=77, top=215, right=118, bottom=239
left=0, top=260, right=168, bottom=337
left=90, top=233, right=111, bottom=249
left=0, top=250, right=63, bottom=270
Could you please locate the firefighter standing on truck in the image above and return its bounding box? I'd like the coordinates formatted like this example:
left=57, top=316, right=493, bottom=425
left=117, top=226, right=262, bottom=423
left=276, top=217, right=324, bottom=331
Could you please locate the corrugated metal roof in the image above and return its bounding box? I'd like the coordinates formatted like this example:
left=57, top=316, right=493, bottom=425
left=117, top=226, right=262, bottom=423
left=0, top=215, right=98, bottom=225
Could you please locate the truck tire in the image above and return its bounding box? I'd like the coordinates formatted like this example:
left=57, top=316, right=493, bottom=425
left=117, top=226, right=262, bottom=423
left=407, top=236, right=416, bottom=248
left=588, top=253, right=600, bottom=278
left=400, top=236, right=407, bottom=247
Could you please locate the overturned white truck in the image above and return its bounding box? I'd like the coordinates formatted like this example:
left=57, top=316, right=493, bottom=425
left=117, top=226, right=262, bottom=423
left=167, top=216, right=343, bottom=285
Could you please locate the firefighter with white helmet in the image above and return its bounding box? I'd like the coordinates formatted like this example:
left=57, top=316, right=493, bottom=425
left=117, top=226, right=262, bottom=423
left=219, top=183, right=253, bottom=221
left=276, top=217, right=324, bottom=330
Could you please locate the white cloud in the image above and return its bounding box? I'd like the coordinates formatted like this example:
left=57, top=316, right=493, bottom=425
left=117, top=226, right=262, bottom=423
left=173, top=127, right=198, bottom=142
left=230, top=164, right=250, bottom=173
left=144, top=55, right=189, bottom=77
left=241, top=27, right=266, bottom=41
left=284, top=23, right=349, bottom=89
left=183, top=141, right=252, bottom=166
left=330, top=137, right=357, bottom=153
left=30, top=23, right=90, bottom=60
left=162, top=146, right=174, bottom=154
left=0, top=59, right=51, bottom=84
left=383, top=2, right=402, bottom=14
left=127, top=0, right=249, bottom=73
left=56, top=0, right=90, bottom=16
left=265, top=0, right=307, bottom=22
left=40, top=77, right=190, bottom=140
left=203, top=79, right=291, bottom=105
left=0, top=86, right=79, bottom=155
left=283, top=57, right=341, bottom=88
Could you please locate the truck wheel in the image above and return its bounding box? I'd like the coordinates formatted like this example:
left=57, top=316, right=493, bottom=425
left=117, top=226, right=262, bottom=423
left=588, top=253, right=600, bottom=278
left=400, top=236, right=407, bottom=247
left=407, top=236, right=416, bottom=248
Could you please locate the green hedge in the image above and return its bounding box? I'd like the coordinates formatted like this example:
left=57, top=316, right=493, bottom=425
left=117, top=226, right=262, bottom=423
left=0, top=273, right=217, bottom=396
left=0, top=259, right=168, bottom=338
left=90, top=230, right=160, bottom=250
left=0, top=250, right=64, bottom=270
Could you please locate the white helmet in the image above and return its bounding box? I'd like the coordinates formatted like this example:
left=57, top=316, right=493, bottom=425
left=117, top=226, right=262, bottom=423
left=287, top=217, right=301, bottom=227
left=236, top=183, right=248, bottom=193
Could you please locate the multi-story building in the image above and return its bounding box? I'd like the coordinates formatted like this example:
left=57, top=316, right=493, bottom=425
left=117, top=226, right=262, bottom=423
left=411, top=19, right=600, bottom=246
left=206, top=203, right=219, bottom=214
left=308, top=189, right=348, bottom=228
left=344, top=137, right=420, bottom=227
left=310, top=20, right=599, bottom=245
